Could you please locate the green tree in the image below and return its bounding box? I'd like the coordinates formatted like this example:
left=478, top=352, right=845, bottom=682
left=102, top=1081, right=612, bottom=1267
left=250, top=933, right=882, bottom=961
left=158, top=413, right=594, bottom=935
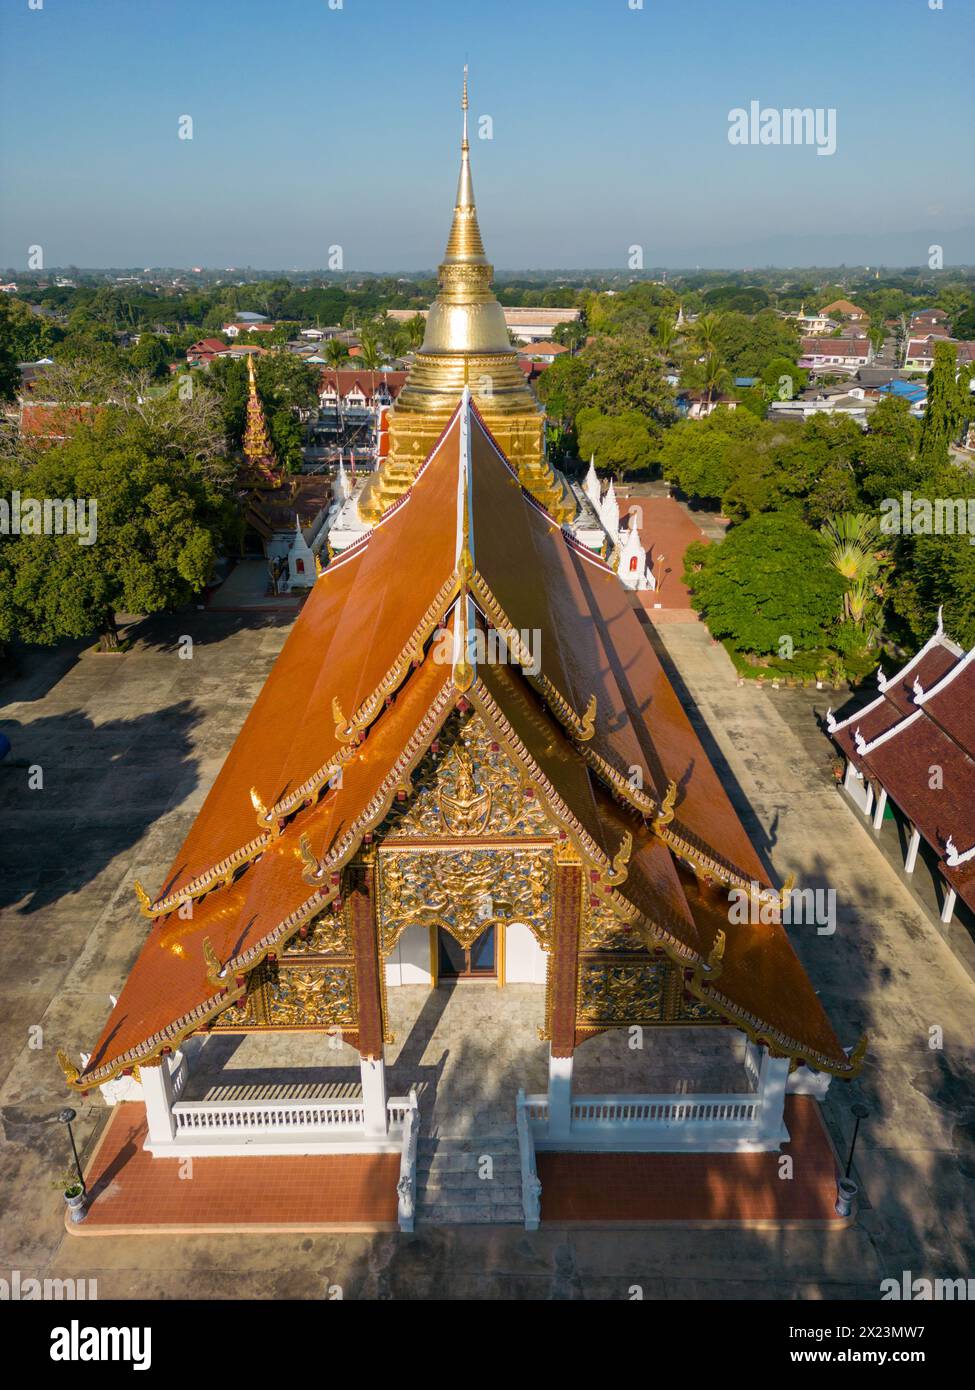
left=658, top=409, right=766, bottom=502
left=714, top=310, right=800, bottom=378
left=0, top=414, right=235, bottom=650
left=0, top=295, right=21, bottom=402
left=323, top=337, right=349, bottom=369
left=685, top=512, right=846, bottom=654
left=535, top=351, right=588, bottom=425
left=919, top=340, right=965, bottom=470
left=575, top=408, right=654, bottom=478
left=854, top=394, right=922, bottom=505
left=128, top=332, right=170, bottom=378
left=577, top=337, right=676, bottom=427
left=820, top=512, right=888, bottom=632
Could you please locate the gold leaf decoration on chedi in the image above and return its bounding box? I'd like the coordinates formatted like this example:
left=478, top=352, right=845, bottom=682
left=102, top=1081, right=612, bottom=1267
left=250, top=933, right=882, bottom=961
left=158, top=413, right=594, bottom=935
left=265, top=963, right=357, bottom=1028
left=379, top=846, right=553, bottom=951
left=383, top=711, right=551, bottom=840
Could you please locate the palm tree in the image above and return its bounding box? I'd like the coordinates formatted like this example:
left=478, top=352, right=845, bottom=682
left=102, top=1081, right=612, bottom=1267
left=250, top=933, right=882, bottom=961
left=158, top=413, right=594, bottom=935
left=405, top=313, right=427, bottom=349
left=697, top=349, right=732, bottom=412
left=692, top=311, right=721, bottom=358
left=324, top=337, right=348, bottom=370
left=655, top=313, right=677, bottom=362
left=820, top=512, right=888, bottom=630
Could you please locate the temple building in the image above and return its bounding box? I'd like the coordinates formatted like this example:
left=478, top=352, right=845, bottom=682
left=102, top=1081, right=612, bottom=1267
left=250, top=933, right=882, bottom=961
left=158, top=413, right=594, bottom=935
left=60, top=79, right=863, bottom=1230
left=828, top=612, right=975, bottom=971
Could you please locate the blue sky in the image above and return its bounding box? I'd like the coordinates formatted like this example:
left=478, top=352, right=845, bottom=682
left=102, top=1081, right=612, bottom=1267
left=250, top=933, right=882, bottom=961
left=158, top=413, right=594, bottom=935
left=1, top=0, right=973, bottom=269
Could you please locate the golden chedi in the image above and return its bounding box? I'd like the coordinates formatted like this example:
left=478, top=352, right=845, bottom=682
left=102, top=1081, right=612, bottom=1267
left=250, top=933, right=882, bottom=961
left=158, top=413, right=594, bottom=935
left=359, top=71, right=575, bottom=523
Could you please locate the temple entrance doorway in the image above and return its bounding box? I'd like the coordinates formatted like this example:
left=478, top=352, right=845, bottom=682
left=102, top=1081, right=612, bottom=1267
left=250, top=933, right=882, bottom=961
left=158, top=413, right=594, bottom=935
left=437, top=924, right=497, bottom=980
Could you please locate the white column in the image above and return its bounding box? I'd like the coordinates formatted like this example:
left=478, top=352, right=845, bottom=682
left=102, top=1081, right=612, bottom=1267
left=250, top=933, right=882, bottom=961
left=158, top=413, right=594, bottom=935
left=756, top=1049, right=791, bottom=1147
left=940, top=885, right=957, bottom=925
left=141, top=1060, right=176, bottom=1144
left=843, top=760, right=858, bottom=794
left=872, top=786, right=888, bottom=830
left=863, top=782, right=874, bottom=817
left=547, top=1051, right=574, bottom=1142
left=359, top=1054, right=388, bottom=1137
left=904, top=825, right=921, bottom=874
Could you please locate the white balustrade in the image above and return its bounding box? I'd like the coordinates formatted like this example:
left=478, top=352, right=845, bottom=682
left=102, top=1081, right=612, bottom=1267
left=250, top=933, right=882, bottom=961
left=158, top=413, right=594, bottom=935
left=396, top=1088, right=420, bottom=1233
left=172, top=1098, right=366, bottom=1133
left=523, top=1089, right=781, bottom=1152
left=516, top=1089, right=542, bottom=1231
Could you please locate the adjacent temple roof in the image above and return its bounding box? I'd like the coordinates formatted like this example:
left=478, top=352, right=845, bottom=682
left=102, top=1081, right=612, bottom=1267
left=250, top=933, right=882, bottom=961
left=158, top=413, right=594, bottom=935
left=829, top=616, right=975, bottom=912
left=64, top=393, right=856, bottom=1091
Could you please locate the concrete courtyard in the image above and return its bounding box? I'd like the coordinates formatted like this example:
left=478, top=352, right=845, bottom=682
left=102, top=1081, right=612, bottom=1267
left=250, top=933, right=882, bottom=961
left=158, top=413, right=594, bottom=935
left=0, top=606, right=972, bottom=1299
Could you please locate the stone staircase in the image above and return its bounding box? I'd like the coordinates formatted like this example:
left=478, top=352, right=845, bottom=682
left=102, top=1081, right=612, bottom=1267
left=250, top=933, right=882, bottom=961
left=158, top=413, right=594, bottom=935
left=415, top=1133, right=524, bottom=1225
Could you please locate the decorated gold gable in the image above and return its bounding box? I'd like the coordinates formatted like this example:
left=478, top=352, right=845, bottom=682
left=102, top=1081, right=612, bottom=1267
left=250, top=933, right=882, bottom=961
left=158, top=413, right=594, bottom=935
left=210, top=706, right=723, bottom=1040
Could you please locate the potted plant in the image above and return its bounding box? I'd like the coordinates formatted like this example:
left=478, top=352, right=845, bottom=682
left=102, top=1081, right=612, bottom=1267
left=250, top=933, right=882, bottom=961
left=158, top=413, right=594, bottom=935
left=53, top=1173, right=87, bottom=1223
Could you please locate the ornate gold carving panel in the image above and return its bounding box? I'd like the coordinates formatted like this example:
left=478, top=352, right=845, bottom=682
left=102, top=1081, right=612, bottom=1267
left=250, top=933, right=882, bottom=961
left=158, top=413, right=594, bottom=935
left=576, top=953, right=724, bottom=1028
left=281, top=911, right=350, bottom=957
left=211, top=959, right=358, bottom=1031
left=582, top=896, right=644, bottom=951
left=264, top=962, right=356, bottom=1029
left=379, top=845, right=553, bottom=952
left=383, top=711, right=552, bottom=840
left=578, top=959, right=668, bottom=1026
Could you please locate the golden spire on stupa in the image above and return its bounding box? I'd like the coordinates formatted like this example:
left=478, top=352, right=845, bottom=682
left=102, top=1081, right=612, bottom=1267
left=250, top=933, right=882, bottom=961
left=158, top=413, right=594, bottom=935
left=358, top=68, right=575, bottom=523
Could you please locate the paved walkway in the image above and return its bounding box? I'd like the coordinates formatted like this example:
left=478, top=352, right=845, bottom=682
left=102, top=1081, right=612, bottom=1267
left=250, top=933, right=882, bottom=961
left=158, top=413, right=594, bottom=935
left=539, top=1098, right=842, bottom=1224
left=70, top=1105, right=399, bottom=1234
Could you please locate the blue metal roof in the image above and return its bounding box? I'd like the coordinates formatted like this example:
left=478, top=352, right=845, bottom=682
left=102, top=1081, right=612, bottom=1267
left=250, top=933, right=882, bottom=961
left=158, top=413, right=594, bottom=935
left=878, top=381, right=926, bottom=402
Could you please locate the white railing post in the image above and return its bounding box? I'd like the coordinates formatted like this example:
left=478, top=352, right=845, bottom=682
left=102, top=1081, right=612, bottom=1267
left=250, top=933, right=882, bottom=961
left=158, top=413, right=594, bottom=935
left=516, top=1089, right=542, bottom=1230
left=756, top=1049, right=791, bottom=1147
left=397, top=1087, right=420, bottom=1233
left=904, top=824, right=921, bottom=874
left=547, top=1051, right=573, bottom=1142
left=360, top=1053, right=388, bottom=1138
left=141, top=1059, right=176, bottom=1143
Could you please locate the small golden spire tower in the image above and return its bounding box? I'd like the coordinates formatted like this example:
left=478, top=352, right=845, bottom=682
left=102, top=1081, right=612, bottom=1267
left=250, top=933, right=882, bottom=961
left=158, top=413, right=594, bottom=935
left=359, top=69, right=574, bottom=522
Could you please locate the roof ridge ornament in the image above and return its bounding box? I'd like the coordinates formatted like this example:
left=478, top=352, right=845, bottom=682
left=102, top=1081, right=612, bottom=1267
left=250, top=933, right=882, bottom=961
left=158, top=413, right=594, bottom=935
left=692, top=928, right=726, bottom=988
left=332, top=695, right=357, bottom=744
left=133, top=879, right=153, bottom=918
left=299, top=832, right=326, bottom=884
left=653, top=779, right=679, bottom=830
left=605, top=828, right=633, bottom=886
left=945, top=835, right=975, bottom=867
left=577, top=692, right=597, bottom=742
left=56, top=1049, right=80, bottom=1086
left=203, top=936, right=227, bottom=988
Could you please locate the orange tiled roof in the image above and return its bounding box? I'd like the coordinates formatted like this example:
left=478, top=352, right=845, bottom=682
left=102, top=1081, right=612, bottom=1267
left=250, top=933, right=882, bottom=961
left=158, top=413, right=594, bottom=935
left=69, top=396, right=853, bottom=1088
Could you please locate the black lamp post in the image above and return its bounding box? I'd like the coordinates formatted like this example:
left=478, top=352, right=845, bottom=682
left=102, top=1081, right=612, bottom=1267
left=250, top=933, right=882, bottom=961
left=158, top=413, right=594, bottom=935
left=58, top=1107, right=86, bottom=1194
left=845, top=1102, right=869, bottom=1179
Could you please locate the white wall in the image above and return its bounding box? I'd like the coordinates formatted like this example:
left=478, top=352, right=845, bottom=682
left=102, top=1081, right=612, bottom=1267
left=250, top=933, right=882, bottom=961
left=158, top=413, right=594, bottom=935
left=385, top=924, right=432, bottom=986
left=504, top=921, right=547, bottom=984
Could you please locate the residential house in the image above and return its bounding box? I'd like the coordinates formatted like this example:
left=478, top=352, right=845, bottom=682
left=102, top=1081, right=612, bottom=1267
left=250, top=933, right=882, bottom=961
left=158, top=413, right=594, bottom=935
left=821, top=298, right=869, bottom=322
left=799, top=337, right=873, bottom=372
left=516, top=341, right=568, bottom=364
